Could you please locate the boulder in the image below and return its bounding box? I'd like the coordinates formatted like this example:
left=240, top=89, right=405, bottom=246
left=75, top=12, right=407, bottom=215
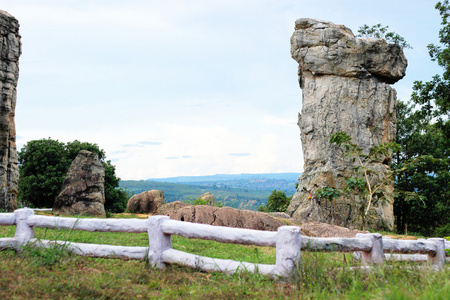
left=198, top=192, right=215, bottom=205
left=0, top=10, right=21, bottom=211
left=269, top=212, right=291, bottom=219
left=288, top=19, right=407, bottom=230
left=156, top=200, right=190, bottom=215
left=299, top=222, right=362, bottom=238
left=126, top=190, right=165, bottom=214
left=157, top=202, right=285, bottom=231
left=53, top=150, right=106, bottom=217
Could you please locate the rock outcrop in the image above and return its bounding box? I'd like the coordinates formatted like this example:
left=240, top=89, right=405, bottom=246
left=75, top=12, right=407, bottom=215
left=198, top=192, right=215, bottom=205
left=287, top=19, right=407, bottom=230
left=299, top=222, right=362, bottom=238
left=126, top=190, right=165, bottom=214
left=0, top=10, right=21, bottom=211
left=157, top=201, right=285, bottom=231
left=53, top=151, right=106, bottom=217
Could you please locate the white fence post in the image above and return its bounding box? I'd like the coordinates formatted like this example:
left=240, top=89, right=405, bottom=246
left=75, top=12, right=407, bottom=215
left=148, top=215, right=171, bottom=268
left=427, top=238, right=445, bottom=270
left=274, top=226, right=302, bottom=278
left=355, top=233, right=383, bottom=265
left=14, top=208, right=35, bottom=244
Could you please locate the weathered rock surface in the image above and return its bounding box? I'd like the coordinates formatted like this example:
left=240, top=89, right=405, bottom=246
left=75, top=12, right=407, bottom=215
left=299, top=221, right=362, bottom=238
left=53, top=151, right=106, bottom=217
left=287, top=19, right=407, bottom=230
left=126, top=190, right=165, bottom=214
left=0, top=10, right=21, bottom=211
left=156, top=200, right=190, bottom=215
left=157, top=201, right=285, bottom=231
left=198, top=192, right=215, bottom=205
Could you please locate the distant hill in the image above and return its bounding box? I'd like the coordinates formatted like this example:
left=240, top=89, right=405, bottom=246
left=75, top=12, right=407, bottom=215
left=147, top=173, right=300, bottom=183
left=146, top=172, right=300, bottom=193
left=120, top=173, right=301, bottom=211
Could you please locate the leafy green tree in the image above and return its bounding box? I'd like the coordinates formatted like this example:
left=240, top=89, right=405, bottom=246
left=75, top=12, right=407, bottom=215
left=103, top=160, right=129, bottom=213
left=258, top=189, right=290, bottom=213
left=18, top=139, right=69, bottom=208
left=18, top=138, right=128, bottom=213
left=393, top=1, right=450, bottom=237
left=315, top=132, right=400, bottom=231
left=412, top=1, right=450, bottom=118
left=393, top=101, right=449, bottom=236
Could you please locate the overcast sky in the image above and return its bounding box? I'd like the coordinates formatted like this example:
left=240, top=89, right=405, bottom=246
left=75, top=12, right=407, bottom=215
left=1, top=0, right=444, bottom=180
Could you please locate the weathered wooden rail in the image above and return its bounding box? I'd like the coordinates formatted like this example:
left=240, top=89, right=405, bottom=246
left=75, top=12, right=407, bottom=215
left=0, top=208, right=448, bottom=278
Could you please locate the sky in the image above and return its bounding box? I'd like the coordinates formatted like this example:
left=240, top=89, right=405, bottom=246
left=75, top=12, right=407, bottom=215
left=0, top=0, right=444, bottom=180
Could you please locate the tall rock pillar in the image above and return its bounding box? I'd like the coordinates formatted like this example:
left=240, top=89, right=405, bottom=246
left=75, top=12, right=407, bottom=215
left=287, top=19, right=407, bottom=230
left=0, top=10, right=21, bottom=211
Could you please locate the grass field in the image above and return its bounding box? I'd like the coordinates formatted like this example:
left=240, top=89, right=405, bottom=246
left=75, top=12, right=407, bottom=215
left=0, top=214, right=449, bottom=299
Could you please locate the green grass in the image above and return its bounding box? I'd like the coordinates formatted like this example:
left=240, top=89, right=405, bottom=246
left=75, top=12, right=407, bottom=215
left=0, top=218, right=449, bottom=299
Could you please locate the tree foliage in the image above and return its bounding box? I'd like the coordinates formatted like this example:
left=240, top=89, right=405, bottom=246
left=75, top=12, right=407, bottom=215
left=258, top=189, right=290, bottom=213
left=356, top=23, right=412, bottom=49
left=18, top=138, right=129, bottom=213
left=393, top=2, right=450, bottom=237
left=315, top=132, right=400, bottom=231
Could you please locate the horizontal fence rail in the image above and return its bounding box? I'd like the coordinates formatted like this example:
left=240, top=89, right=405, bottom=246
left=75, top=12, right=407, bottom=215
left=0, top=208, right=448, bottom=278
left=31, top=239, right=149, bottom=260
left=382, top=238, right=438, bottom=254
left=27, top=215, right=149, bottom=233
left=0, top=213, right=15, bottom=226
left=161, top=219, right=278, bottom=247
left=302, top=236, right=373, bottom=252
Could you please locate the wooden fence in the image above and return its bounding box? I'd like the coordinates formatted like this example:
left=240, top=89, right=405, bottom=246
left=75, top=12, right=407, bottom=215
left=0, top=208, right=448, bottom=278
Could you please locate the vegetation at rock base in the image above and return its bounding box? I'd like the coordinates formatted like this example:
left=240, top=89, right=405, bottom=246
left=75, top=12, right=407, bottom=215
left=0, top=216, right=449, bottom=299
left=185, top=196, right=224, bottom=207
left=18, top=138, right=129, bottom=213
left=393, top=0, right=450, bottom=237
left=314, top=132, right=400, bottom=231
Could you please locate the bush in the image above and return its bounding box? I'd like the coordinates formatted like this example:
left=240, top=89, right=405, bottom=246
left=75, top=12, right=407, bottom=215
left=261, top=189, right=290, bottom=213
left=434, top=224, right=450, bottom=237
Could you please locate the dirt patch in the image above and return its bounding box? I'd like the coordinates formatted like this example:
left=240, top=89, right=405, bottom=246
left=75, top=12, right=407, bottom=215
left=384, top=234, right=421, bottom=240
left=119, top=213, right=152, bottom=218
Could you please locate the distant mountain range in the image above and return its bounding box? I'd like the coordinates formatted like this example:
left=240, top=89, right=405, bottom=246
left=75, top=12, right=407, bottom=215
left=146, top=172, right=301, bottom=193
left=146, top=173, right=301, bottom=183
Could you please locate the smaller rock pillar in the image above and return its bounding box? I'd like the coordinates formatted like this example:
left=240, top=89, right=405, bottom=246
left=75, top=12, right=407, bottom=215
left=53, top=150, right=106, bottom=217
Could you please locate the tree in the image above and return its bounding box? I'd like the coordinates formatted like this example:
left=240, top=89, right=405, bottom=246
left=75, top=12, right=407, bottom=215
left=412, top=1, right=450, bottom=118
left=258, top=189, right=290, bottom=213
left=18, top=138, right=128, bottom=213
left=392, top=100, right=449, bottom=236
left=393, top=2, right=450, bottom=236
left=393, top=1, right=450, bottom=236
left=315, top=132, right=400, bottom=231
left=356, top=23, right=412, bottom=49
left=18, top=139, right=68, bottom=208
